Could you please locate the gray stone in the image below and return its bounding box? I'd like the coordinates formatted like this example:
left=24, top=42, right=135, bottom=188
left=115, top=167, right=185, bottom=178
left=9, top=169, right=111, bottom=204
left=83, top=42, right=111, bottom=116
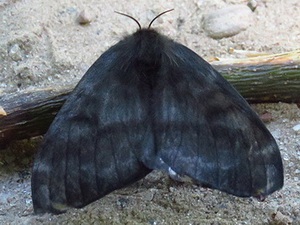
left=8, top=43, right=23, bottom=61
left=202, top=4, right=253, bottom=39
left=77, top=9, right=93, bottom=25
left=292, top=124, right=300, bottom=132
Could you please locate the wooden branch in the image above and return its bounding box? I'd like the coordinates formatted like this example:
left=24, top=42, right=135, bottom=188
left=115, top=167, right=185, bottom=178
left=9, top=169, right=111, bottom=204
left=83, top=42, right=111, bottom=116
left=210, top=50, right=300, bottom=103
left=0, top=88, right=72, bottom=149
left=0, top=51, right=299, bottom=149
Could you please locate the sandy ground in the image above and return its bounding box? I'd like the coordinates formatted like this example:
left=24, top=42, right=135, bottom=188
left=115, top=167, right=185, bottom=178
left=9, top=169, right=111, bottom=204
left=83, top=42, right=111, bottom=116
left=0, top=0, right=300, bottom=224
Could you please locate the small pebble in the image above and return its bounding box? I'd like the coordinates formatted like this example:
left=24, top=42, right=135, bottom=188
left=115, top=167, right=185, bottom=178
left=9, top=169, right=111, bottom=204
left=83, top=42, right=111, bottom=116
left=202, top=5, right=253, bottom=39
left=247, top=0, right=259, bottom=11
left=143, top=190, right=155, bottom=201
left=292, top=124, right=300, bottom=132
left=8, top=43, right=23, bottom=61
left=77, top=10, right=92, bottom=25
left=271, top=211, right=293, bottom=224
left=116, top=197, right=128, bottom=208
left=260, top=112, right=273, bottom=123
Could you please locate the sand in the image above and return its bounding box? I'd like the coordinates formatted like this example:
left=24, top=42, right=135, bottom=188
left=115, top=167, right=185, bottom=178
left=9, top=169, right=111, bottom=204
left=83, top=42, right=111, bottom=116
left=0, top=0, right=299, bottom=224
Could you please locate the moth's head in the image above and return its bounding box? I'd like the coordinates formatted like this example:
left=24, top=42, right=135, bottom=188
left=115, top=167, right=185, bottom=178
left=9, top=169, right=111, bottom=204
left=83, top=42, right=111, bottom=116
left=115, top=9, right=174, bottom=31
left=114, top=10, right=174, bottom=68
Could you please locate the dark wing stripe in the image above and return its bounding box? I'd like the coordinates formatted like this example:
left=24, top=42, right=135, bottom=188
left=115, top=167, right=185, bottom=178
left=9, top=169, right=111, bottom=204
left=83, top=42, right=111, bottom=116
left=111, top=133, right=122, bottom=186
left=48, top=123, right=68, bottom=212
left=79, top=120, right=98, bottom=205
left=32, top=137, right=54, bottom=212
left=65, top=122, right=82, bottom=207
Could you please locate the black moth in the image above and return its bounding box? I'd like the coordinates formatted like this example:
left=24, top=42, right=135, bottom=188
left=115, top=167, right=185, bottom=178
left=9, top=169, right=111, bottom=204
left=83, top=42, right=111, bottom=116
left=32, top=10, right=283, bottom=214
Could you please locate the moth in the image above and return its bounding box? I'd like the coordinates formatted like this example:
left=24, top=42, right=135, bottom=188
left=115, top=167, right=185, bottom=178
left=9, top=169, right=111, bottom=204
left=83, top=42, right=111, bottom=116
left=31, top=10, right=283, bottom=214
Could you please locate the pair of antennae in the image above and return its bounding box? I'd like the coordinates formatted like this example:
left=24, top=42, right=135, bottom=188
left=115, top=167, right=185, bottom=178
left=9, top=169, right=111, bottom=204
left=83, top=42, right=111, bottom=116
left=115, top=9, right=174, bottom=30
